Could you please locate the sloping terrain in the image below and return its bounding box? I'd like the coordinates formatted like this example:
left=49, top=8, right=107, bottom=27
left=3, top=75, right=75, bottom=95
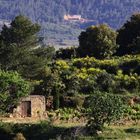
left=0, top=0, right=140, bottom=47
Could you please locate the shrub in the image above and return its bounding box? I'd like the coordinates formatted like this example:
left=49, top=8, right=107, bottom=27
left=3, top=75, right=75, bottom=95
left=94, top=72, right=116, bottom=92
left=0, top=70, right=30, bottom=113
left=115, top=70, right=140, bottom=93
left=86, top=93, right=125, bottom=134
left=60, top=96, right=84, bottom=108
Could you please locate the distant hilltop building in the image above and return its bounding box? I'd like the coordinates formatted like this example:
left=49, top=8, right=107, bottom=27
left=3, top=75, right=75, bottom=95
left=64, top=14, right=88, bottom=22
left=64, top=14, right=95, bottom=23
left=64, top=14, right=81, bottom=21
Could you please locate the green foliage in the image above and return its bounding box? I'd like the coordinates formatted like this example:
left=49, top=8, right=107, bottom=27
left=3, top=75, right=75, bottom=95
left=114, top=70, right=140, bottom=93
left=78, top=24, right=118, bottom=59
left=0, top=0, right=139, bottom=28
left=0, top=70, right=30, bottom=113
left=56, top=60, right=80, bottom=96
left=36, top=56, right=140, bottom=96
left=47, top=108, right=84, bottom=122
left=71, top=56, right=140, bottom=93
left=36, top=60, right=80, bottom=98
left=47, top=70, right=65, bottom=110
left=35, top=65, right=65, bottom=109
left=60, top=96, right=85, bottom=108
left=0, top=15, right=52, bottom=79
left=0, top=0, right=140, bottom=47
left=117, top=13, right=140, bottom=55
left=86, top=93, right=125, bottom=134
left=0, top=15, right=40, bottom=46
left=73, top=55, right=139, bottom=75
left=55, top=47, right=77, bottom=59
left=94, top=72, right=116, bottom=93
left=53, top=92, right=60, bottom=110
left=124, top=104, right=140, bottom=122
left=1, top=122, right=140, bottom=140
left=33, top=46, right=55, bottom=62
left=0, top=121, right=55, bottom=140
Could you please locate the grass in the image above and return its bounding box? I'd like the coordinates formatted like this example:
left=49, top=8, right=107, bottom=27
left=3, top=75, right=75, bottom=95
left=78, top=125, right=140, bottom=140
left=1, top=121, right=140, bottom=140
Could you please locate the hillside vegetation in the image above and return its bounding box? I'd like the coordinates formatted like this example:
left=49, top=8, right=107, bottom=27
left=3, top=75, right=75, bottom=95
left=1, top=0, right=140, bottom=47
left=1, top=11, right=140, bottom=139
left=0, top=0, right=140, bottom=28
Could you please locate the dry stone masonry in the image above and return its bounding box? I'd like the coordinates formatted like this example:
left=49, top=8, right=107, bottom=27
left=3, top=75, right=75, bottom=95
left=13, top=95, right=46, bottom=118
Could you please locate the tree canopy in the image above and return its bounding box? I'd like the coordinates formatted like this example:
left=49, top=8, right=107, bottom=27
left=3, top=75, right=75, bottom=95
left=117, top=14, right=140, bottom=55
left=0, top=15, right=40, bottom=47
left=78, top=24, right=118, bottom=59
left=0, top=15, right=53, bottom=79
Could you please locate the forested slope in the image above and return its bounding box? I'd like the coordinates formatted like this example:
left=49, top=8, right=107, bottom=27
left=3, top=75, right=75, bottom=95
left=0, top=0, right=140, bottom=47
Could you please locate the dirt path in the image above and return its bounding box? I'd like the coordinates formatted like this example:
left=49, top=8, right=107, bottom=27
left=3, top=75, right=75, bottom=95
left=0, top=117, right=46, bottom=124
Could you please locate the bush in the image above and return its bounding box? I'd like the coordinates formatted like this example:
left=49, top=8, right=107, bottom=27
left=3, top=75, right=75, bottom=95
left=94, top=72, right=116, bottom=92
left=115, top=70, right=140, bottom=93
left=86, top=93, right=125, bottom=134
left=0, top=70, right=30, bottom=113
left=60, top=96, right=85, bottom=108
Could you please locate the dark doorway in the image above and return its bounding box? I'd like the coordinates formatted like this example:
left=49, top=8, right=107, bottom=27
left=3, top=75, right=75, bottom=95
left=21, top=101, right=31, bottom=117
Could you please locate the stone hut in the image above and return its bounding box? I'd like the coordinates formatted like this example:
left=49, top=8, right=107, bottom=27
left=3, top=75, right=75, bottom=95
left=13, top=95, right=46, bottom=118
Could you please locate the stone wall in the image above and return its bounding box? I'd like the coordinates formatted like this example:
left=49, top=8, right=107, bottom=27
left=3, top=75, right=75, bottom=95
left=13, top=95, right=46, bottom=118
